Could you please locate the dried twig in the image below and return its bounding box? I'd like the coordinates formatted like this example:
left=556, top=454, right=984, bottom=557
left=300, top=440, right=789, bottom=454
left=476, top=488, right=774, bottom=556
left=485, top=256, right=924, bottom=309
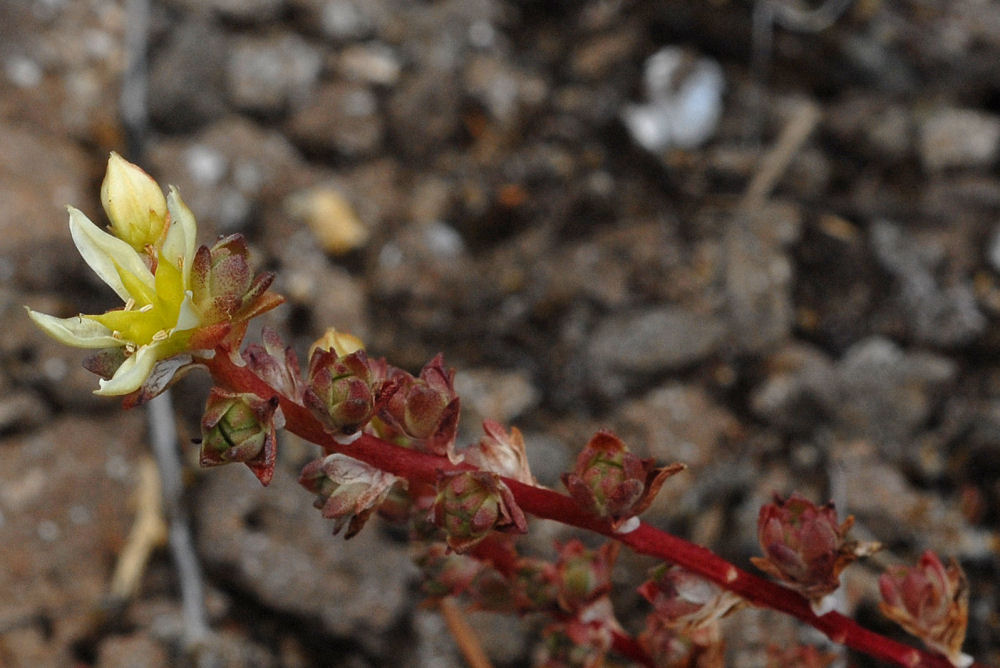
left=740, top=99, right=821, bottom=209
left=439, top=597, right=495, bottom=668
left=108, top=455, right=167, bottom=600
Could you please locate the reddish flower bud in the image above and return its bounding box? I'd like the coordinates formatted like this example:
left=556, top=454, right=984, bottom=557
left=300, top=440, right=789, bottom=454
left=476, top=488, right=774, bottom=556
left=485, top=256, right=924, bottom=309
left=879, top=551, right=970, bottom=667
left=199, top=387, right=282, bottom=486
left=463, top=420, right=535, bottom=484
left=554, top=540, right=619, bottom=614
left=190, top=235, right=282, bottom=328
left=561, top=431, right=684, bottom=531
left=298, top=453, right=402, bottom=538
left=380, top=354, right=460, bottom=459
left=751, top=493, right=879, bottom=613
left=303, top=347, right=380, bottom=434
left=430, top=471, right=527, bottom=553
left=638, top=565, right=743, bottom=645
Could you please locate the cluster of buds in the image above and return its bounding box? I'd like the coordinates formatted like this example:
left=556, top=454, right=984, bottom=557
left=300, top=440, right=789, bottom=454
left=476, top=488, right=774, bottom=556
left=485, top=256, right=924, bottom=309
left=298, top=453, right=403, bottom=537
left=751, top=493, right=879, bottom=615
left=879, top=551, right=971, bottom=668
left=534, top=542, right=625, bottom=668
left=27, top=153, right=282, bottom=401
left=430, top=471, right=527, bottom=553
left=561, top=431, right=684, bottom=532
left=198, top=388, right=282, bottom=485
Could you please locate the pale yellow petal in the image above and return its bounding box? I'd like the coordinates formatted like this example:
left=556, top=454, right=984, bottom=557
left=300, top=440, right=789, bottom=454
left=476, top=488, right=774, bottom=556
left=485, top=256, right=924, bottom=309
left=174, top=290, right=201, bottom=331
left=25, top=308, right=121, bottom=348
left=164, top=186, right=197, bottom=283
left=94, top=342, right=162, bottom=396
left=68, top=206, right=154, bottom=301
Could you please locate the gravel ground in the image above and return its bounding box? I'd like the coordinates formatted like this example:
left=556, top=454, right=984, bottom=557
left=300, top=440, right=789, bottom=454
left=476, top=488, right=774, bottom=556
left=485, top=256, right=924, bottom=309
left=1, top=1, right=999, bottom=666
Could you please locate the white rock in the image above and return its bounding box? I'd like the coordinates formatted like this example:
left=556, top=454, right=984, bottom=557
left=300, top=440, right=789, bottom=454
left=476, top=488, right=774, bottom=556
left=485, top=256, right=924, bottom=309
left=622, top=47, right=725, bottom=152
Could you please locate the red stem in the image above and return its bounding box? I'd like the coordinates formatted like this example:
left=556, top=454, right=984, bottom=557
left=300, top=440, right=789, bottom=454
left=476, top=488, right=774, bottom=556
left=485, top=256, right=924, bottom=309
left=202, top=351, right=978, bottom=668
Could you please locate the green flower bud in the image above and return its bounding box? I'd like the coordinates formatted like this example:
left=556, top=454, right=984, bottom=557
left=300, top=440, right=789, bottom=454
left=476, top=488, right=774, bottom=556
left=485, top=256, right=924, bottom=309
left=199, top=387, right=281, bottom=485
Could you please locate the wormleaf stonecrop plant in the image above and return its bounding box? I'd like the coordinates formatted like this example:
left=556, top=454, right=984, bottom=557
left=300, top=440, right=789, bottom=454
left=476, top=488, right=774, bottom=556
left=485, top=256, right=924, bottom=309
left=30, top=154, right=981, bottom=668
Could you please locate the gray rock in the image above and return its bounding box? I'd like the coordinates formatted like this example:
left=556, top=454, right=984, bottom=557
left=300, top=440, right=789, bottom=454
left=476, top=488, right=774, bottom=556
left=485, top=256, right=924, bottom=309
left=455, top=366, right=540, bottom=440
left=148, top=19, right=228, bottom=132
left=0, top=125, right=89, bottom=292
left=337, top=42, right=403, bottom=86
left=226, top=34, right=323, bottom=115
left=617, top=382, right=740, bottom=471
left=586, top=306, right=728, bottom=396
left=147, top=117, right=310, bottom=239
left=94, top=633, right=169, bottom=668
left=387, top=68, right=461, bottom=158
left=0, top=413, right=145, bottom=666
left=318, top=0, right=376, bottom=41
left=463, top=54, right=548, bottom=128
left=833, top=336, right=956, bottom=456
left=272, top=226, right=370, bottom=345
left=834, top=439, right=992, bottom=557
left=195, top=460, right=415, bottom=656
left=723, top=211, right=797, bottom=353
left=919, top=107, right=1000, bottom=171
left=286, top=81, right=384, bottom=159
left=0, top=390, right=51, bottom=433
left=750, top=343, right=837, bottom=433
left=161, top=0, right=285, bottom=22
left=871, top=220, right=985, bottom=346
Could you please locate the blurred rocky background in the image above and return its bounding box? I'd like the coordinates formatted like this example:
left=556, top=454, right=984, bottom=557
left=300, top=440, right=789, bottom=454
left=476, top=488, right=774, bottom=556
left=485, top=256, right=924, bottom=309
left=2, top=0, right=1000, bottom=665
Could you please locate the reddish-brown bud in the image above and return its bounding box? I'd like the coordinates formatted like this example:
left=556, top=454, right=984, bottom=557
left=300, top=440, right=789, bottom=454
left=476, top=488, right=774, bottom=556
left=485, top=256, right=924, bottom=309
left=431, top=471, right=527, bottom=553
left=380, top=354, right=460, bottom=458
left=198, top=387, right=282, bottom=485
left=299, top=453, right=402, bottom=538
left=561, top=431, right=684, bottom=531
left=190, top=234, right=282, bottom=330
left=879, top=551, right=970, bottom=667
left=304, top=348, right=379, bottom=434
left=751, top=493, right=879, bottom=613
